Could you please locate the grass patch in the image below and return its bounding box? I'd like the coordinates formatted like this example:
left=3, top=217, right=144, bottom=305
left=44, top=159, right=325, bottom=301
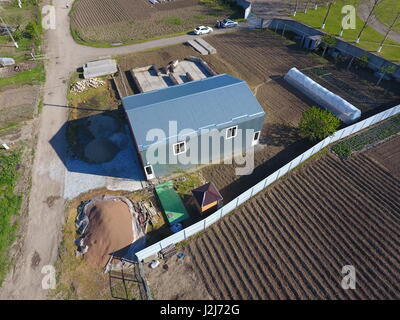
left=332, top=115, right=400, bottom=159
left=174, top=171, right=203, bottom=197
left=0, top=150, right=22, bottom=286
left=0, top=63, right=45, bottom=89
left=158, top=17, right=183, bottom=26
left=293, top=0, right=400, bottom=62
left=375, top=0, right=400, bottom=34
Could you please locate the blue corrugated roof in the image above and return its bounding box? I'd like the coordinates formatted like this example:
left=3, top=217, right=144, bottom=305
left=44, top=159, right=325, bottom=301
left=122, top=74, right=265, bottom=151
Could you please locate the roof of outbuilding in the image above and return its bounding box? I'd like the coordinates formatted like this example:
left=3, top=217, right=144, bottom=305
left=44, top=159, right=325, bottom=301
left=192, top=182, right=223, bottom=208
left=122, top=74, right=265, bottom=151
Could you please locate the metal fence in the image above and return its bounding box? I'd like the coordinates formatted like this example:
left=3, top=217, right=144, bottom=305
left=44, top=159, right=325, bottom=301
left=135, top=103, right=400, bottom=261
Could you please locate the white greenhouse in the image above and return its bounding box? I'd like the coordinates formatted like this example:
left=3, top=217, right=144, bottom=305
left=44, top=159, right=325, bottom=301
left=284, top=67, right=361, bottom=124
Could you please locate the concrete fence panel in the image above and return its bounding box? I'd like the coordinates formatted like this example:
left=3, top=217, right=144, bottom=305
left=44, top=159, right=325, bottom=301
left=160, top=230, right=185, bottom=249
left=183, top=221, right=204, bottom=239
left=205, top=210, right=222, bottom=227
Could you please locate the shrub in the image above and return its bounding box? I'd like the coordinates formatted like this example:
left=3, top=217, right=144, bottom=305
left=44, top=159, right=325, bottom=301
left=24, top=20, right=40, bottom=39
left=299, top=106, right=340, bottom=141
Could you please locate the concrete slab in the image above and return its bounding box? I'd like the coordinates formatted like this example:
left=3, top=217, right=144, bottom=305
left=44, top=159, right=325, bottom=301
left=194, top=38, right=217, bottom=54
left=131, top=59, right=213, bottom=93
left=186, top=40, right=208, bottom=55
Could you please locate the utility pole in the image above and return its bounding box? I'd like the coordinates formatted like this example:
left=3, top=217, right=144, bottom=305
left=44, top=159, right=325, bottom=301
left=356, top=0, right=379, bottom=43
left=0, top=16, right=18, bottom=48
left=321, top=1, right=333, bottom=29
left=377, top=12, right=400, bottom=52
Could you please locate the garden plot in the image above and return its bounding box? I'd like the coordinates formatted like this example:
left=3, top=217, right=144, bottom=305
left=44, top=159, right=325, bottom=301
left=365, top=135, right=400, bottom=179
left=304, top=66, right=400, bottom=115
left=182, top=152, right=400, bottom=300
left=70, top=0, right=243, bottom=44
left=0, top=85, right=40, bottom=131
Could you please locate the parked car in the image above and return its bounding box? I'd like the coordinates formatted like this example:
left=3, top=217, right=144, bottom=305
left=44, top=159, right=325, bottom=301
left=194, top=26, right=213, bottom=35
left=216, top=19, right=238, bottom=29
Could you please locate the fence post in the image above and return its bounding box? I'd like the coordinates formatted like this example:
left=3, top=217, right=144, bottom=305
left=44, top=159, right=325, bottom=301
left=203, top=219, right=206, bottom=231
left=184, top=229, right=187, bottom=240
left=282, top=24, right=286, bottom=36
left=263, top=177, right=269, bottom=189
left=275, top=22, right=279, bottom=33
left=276, top=169, right=281, bottom=179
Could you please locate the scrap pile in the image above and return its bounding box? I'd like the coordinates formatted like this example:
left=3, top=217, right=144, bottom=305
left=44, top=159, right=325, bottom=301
left=70, top=78, right=105, bottom=93
left=132, top=200, right=160, bottom=231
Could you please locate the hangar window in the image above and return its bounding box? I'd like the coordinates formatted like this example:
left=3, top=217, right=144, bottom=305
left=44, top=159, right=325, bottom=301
left=173, top=141, right=186, bottom=155
left=226, top=126, right=238, bottom=139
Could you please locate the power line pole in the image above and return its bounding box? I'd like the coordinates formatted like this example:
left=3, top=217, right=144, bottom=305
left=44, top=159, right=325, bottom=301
left=377, top=12, right=400, bottom=52
left=356, top=0, right=379, bottom=43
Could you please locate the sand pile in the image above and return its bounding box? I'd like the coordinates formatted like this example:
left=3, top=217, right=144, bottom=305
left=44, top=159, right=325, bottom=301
left=83, top=199, right=134, bottom=268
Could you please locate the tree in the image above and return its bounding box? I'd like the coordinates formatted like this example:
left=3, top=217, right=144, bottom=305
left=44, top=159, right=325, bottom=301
left=356, top=53, right=369, bottom=68
left=377, top=12, right=400, bottom=53
left=321, top=1, right=333, bottom=29
left=24, top=20, right=39, bottom=39
left=356, top=0, right=379, bottom=43
left=377, top=64, right=396, bottom=86
left=299, top=106, right=340, bottom=141
left=321, top=34, right=337, bottom=57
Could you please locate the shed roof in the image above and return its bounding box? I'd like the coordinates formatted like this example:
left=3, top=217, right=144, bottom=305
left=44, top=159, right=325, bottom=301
left=192, top=182, right=223, bottom=208
left=122, top=74, right=265, bottom=151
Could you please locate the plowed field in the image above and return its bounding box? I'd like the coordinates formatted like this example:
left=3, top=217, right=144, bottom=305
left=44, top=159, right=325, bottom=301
left=70, top=0, right=241, bottom=43
left=186, top=152, right=400, bottom=299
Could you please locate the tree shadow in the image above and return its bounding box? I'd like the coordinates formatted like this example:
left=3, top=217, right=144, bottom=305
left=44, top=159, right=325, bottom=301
left=49, top=110, right=145, bottom=180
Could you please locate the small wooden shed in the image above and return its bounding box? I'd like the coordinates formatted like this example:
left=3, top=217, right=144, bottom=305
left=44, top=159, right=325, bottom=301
left=192, top=182, right=223, bottom=214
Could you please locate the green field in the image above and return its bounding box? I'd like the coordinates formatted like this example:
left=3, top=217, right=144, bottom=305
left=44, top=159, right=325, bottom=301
left=293, top=0, right=400, bottom=62
left=375, top=0, right=400, bottom=34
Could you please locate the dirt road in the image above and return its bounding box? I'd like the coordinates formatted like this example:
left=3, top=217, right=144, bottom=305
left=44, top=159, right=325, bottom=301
left=0, top=0, right=237, bottom=300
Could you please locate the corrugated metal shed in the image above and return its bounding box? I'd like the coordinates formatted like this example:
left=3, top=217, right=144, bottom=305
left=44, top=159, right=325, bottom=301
left=122, top=74, right=265, bottom=151
left=83, top=59, right=117, bottom=79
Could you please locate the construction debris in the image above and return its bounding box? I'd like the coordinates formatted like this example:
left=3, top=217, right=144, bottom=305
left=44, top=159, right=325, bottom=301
left=70, top=78, right=105, bottom=93
left=159, top=244, right=177, bottom=260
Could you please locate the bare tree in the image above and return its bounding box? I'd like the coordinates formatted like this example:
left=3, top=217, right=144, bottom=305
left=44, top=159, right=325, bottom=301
left=293, top=0, right=299, bottom=16
left=0, top=16, right=18, bottom=48
left=377, top=12, right=400, bottom=52
left=321, top=1, right=333, bottom=29
left=304, top=0, right=311, bottom=13
left=356, top=0, right=379, bottom=43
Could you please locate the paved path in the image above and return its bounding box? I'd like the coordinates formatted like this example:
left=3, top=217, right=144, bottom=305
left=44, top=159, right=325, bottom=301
left=0, top=0, right=238, bottom=300
left=358, top=0, right=400, bottom=43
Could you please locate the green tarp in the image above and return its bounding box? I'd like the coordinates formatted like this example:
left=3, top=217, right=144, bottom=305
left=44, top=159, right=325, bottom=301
left=155, top=181, right=189, bottom=225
